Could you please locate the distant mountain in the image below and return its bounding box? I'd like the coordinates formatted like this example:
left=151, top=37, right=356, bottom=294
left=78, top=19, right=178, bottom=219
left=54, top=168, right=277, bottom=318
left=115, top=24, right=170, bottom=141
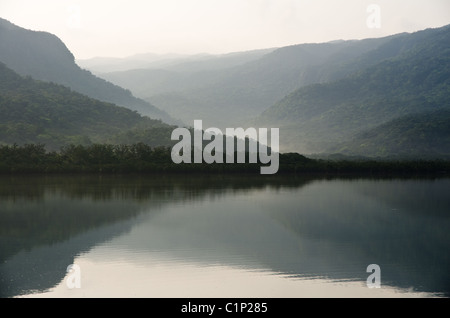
left=0, top=18, right=177, bottom=125
left=78, top=49, right=274, bottom=75
left=94, top=48, right=275, bottom=97
left=77, top=53, right=194, bottom=74
left=97, top=33, right=418, bottom=129
left=0, top=62, right=175, bottom=150
left=256, top=25, right=450, bottom=156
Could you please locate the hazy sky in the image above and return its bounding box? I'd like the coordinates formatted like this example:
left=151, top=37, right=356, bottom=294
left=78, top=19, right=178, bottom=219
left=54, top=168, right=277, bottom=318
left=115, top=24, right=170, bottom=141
left=1, top=0, right=450, bottom=59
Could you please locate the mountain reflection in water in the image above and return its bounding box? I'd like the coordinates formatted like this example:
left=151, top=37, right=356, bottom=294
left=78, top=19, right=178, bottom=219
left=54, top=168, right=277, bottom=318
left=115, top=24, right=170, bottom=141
left=0, top=174, right=449, bottom=298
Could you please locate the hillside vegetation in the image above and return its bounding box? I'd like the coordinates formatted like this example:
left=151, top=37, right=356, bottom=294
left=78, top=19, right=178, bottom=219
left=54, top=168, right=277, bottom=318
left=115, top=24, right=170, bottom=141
left=0, top=18, right=176, bottom=124
left=256, top=25, right=450, bottom=156
left=0, top=63, right=175, bottom=150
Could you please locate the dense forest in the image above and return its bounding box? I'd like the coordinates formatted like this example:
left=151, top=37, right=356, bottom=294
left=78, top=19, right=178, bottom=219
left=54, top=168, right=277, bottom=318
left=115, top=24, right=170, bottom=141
left=0, top=143, right=448, bottom=175
left=330, top=109, right=450, bottom=158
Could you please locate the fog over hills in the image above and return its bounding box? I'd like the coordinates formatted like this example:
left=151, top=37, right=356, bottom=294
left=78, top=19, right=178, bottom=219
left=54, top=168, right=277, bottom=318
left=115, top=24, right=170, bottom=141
left=1, top=16, right=449, bottom=159
left=0, top=18, right=177, bottom=125
left=0, top=62, right=175, bottom=150
left=82, top=24, right=450, bottom=158
left=77, top=49, right=275, bottom=74
left=95, top=37, right=398, bottom=129
left=256, top=25, right=450, bottom=155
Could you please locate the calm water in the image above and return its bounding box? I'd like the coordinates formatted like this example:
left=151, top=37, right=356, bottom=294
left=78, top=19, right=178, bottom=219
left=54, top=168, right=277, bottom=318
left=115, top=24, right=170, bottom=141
left=0, top=174, right=449, bottom=298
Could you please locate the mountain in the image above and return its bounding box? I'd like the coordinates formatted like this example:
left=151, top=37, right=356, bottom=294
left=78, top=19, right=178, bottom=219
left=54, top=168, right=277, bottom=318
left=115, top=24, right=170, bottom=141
left=78, top=49, right=274, bottom=75
left=0, top=62, right=175, bottom=150
left=3, top=16, right=449, bottom=159
left=0, top=18, right=176, bottom=125
left=77, top=53, right=194, bottom=74
left=96, top=33, right=418, bottom=129
left=94, top=48, right=275, bottom=99
left=256, top=25, right=450, bottom=155
left=91, top=48, right=278, bottom=126
left=327, top=109, right=450, bottom=159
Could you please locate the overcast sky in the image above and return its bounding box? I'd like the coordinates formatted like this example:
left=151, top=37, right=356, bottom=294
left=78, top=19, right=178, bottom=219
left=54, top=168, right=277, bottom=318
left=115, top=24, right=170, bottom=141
left=1, top=0, right=450, bottom=59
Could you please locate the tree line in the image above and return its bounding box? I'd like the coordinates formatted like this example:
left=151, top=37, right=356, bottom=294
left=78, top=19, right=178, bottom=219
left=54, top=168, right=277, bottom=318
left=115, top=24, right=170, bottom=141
left=0, top=143, right=449, bottom=175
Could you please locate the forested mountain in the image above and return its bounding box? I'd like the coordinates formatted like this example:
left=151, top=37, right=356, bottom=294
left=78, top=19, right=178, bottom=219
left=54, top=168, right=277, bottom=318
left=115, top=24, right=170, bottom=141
left=96, top=30, right=433, bottom=129
left=0, top=18, right=176, bottom=125
left=2, top=16, right=449, bottom=159
left=327, top=109, right=450, bottom=159
left=0, top=62, right=175, bottom=150
left=256, top=25, right=450, bottom=156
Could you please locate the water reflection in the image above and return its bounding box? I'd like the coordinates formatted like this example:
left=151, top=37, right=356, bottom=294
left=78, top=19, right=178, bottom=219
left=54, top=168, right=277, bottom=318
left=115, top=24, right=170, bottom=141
left=0, top=175, right=449, bottom=298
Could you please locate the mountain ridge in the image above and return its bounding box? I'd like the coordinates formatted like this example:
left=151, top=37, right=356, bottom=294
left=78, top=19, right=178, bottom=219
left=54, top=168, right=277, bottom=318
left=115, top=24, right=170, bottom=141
left=95, top=27, right=449, bottom=130
left=255, top=24, right=450, bottom=156
left=2, top=17, right=449, bottom=159
left=0, top=17, right=177, bottom=125
left=0, top=62, right=175, bottom=150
